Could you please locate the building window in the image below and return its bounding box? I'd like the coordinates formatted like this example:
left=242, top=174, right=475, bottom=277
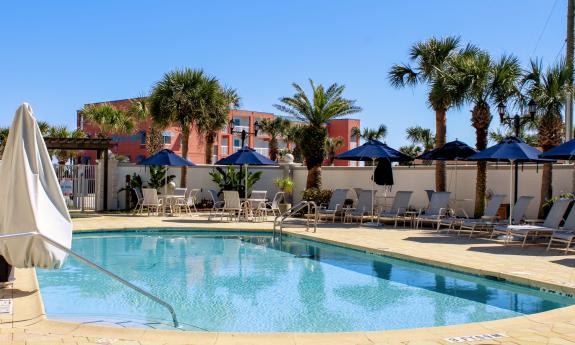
left=162, top=131, right=172, bottom=145
left=140, top=131, right=146, bottom=145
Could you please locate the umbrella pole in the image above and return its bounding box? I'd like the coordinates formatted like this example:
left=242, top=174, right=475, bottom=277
left=509, top=160, right=514, bottom=224
left=164, top=165, right=168, bottom=195
left=245, top=164, right=248, bottom=198
left=363, top=157, right=379, bottom=227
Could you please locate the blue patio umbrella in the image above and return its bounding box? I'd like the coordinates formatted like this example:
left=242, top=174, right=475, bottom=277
left=215, top=147, right=277, bottom=196
left=335, top=140, right=413, bottom=225
left=540, top=138, right=575, bottom=160
left=417, top=140, right=477, bottom=200
left=466, top=137, right=553, bottom=222
left=139, top=149, right=195, bottom=194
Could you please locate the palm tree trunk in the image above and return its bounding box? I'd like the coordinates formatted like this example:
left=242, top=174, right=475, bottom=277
left=472, top=104, right=491, bottom=218
left=180, top=126, right=190, bottom=187
left=306, top=164, right=322, bottom=189
left=205, top=132, right=215, bottom=164
left=269, top=138, right=278, bottom=161
left=539, top=163, right=553, bottom=218
left=435, top=108, right=447, bottom=191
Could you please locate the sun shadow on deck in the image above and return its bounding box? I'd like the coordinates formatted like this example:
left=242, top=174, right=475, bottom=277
left=0, top=288, right=37, bottom=299
left=550, top=258, right=575, bottom=267
left=466, top=245, right=566, bottom=257
left=403, top=236, right=493, bottom=245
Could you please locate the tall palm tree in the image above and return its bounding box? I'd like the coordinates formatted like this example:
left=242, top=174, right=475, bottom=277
left=274, top=80, right=361, bottom=188
left=446, top=51, right=522, bottom=217
left=197, top=87, right=240, bottom=163
left=259, top=117, right=290, bottom=161
left=406, top=126, right=435, bottom=153
left=149, top=68, right=221, bottom=186
left=351, top=124, right=387, bottom=141
left=523, top=59, right=573, bottom=215
left=324, top=136, right=344, bottom=165
left=48, top=125, right=86, bottom=164
left=81, top=103, right=142, bottom=137
left=389, top=36, right=466, bottom=191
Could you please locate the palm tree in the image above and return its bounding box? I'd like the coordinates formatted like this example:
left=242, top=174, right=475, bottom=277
left=446, top=51, right=522, bottom=217
left=324, top=136, right=344, bottom=165
left=125, top=98, right=163, bottom=156
left=259, top=117, right=290, bottom=161
left=81, top=103, right=142, bottom=137
left=274, top=80, right=361, bottom=188
left=283, top=124, right=303, bottom=162
left=149, top=68, right=221, bottom=186
left=48, top=125, right=86, bottom=164
left=399, top=145, right=422, bottom=164
left=389, top=36, right=467, bottom=191
left=489, top=127, right=538, bottom=146
left=0, top=127, right=9, bottom=159
left=406, top=126, right=435, bottom=153
left=197, top=87, right=240, bottom=164
left=351, top=124, right=387, bottom=141
left=523, top=59, right=573, bottom=215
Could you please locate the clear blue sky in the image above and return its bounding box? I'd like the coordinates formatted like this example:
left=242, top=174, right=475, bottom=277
left=0, top=0, right=567, bottom=147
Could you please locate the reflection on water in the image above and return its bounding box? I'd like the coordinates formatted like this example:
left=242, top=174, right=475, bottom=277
left=36, top=231, right=574, bottom=332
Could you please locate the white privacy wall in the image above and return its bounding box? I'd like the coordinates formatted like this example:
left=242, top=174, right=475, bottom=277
left=108, top=162, right=573, bottom=218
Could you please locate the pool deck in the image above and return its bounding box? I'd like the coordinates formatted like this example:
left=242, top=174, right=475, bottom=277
left=1, top=214, right=575, bottom=344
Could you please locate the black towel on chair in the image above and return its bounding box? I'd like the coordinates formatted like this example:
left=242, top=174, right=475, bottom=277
left=0, top=255, right=12, bottom=283
left=373, top=159, right=394, bottom=186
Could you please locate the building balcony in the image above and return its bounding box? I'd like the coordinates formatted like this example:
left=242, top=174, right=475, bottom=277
left=254, top=147, right=269, bottom=156
left=221, top=145, right=228, bottom=155
left=233, top=125, right=250, bottom=133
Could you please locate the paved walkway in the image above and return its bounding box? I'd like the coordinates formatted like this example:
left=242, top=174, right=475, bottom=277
left=1, top=214, right=575, bottom=344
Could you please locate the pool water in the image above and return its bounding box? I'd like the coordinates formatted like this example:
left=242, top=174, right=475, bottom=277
left=37, top=230, right=574, bottom=332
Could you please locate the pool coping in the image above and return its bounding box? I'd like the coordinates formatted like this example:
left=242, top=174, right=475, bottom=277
left=3, top=219, right=575, bottom=344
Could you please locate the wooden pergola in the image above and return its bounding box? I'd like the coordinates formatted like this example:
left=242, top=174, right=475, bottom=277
left=44, top=137, right=113, bottom=211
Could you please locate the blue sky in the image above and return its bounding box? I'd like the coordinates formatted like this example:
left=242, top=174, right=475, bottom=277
left=0, top=0, right=567, bottom=147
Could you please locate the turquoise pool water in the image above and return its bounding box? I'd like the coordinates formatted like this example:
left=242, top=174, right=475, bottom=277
left=37, top=230, right=574, bottom=332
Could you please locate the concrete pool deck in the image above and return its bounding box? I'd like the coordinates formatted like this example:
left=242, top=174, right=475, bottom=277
left=1, top=214, right=575, bottom=344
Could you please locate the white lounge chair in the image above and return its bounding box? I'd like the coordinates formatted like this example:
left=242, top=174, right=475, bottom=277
left=503, top=198, right=572, bottom=247
left=415, top=192, right=451, bottom=229
left=444, top=194, right=506, bottom=237
left=489, top=196, right=535, bottom=238
left=139, top=188, right=163, bottom=216
left=177, top=188, right=199, bottom=214
left=547, top=206, right=575, bottom=254
left=318, top=189, right=349, bottom=223
left=344, top=190, right=375, bottom=224
left=133, top=187, right=144, bottom=214
left=208, top=189, right=225, bottom=220
left=377, top=191, right=413, bottom=227
left=222, top=190, right=245, bottom=221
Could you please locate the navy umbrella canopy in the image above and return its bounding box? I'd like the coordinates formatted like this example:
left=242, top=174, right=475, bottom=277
left=139, top=149, right=196, bottom=167
left=540, top=138, right=575, bottom=159
left=466, top=137, right=553, bottom=221
left=216, top=147, right=277, bottom=166
left=417, top=140, right=477, bottom=161
left=139, top=149, right=195, bottom=194
left=466, top=137, right=552, bottom=163
left=335, top=140, right=413, bottom=162
left=336, top=140, right=411, bottom=226
left=216, top=147, right=277, bottom=197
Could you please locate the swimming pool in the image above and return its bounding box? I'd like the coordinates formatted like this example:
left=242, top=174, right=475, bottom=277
left=37, top=230, right=574, bottom=332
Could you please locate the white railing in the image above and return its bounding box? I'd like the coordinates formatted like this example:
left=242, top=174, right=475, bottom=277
left=221, top=145, right=228, bottom=155
left=254, top=147, right=269, bottom=156
left=233, top=146, right=242, bottom=152
left=233, top=125, right=249, bottom=132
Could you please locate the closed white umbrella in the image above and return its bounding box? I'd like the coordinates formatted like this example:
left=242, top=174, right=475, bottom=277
left=0, top=103, right=72, bottom=269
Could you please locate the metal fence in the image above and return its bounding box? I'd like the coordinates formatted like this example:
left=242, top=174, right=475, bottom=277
left=53, top=164, right=97, bottom=211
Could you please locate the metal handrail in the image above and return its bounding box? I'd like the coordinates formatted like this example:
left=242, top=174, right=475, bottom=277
left=0, top=231, right=179, bottom=328
left=273, top=200, right=318, bottom=237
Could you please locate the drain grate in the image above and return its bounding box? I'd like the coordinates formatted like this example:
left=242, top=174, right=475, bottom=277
left=444, top=333, right=506, bottom=343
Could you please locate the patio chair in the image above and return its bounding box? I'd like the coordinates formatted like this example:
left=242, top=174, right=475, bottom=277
left=546, top=206, right=575, bottom=254
left=488, top=196, right=534, bottom=239
left=377, top=191, right=413, bottom=227
left=414, top=192, right=451, bottom=230
left=222, top=190, right=245, bottom=221
left=344, top=190, right=375, bottom=224
left=318, top=189, right=349, bottom=223
left=266, top=191, right=285, bottom=218
left=502, top=198, right=571, bottom=247
left=133, top=187, right=144, bottom=214
left=444, top=194, right=505, bottom=236
left=171, top=187, right=187, bottom=214
left=177, top=188, right=199, bottom=214
left=208, top=189, right=225, bottom=220
left=139, top=188, right=163, bottom=216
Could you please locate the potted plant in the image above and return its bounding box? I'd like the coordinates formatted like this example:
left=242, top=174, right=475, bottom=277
left=274, top=177, right=294, bottom=213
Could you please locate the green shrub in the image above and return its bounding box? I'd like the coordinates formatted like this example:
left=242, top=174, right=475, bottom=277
left=209, top=166, right=262, bottom=198
left=301, top=188, right=332, bottom=207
